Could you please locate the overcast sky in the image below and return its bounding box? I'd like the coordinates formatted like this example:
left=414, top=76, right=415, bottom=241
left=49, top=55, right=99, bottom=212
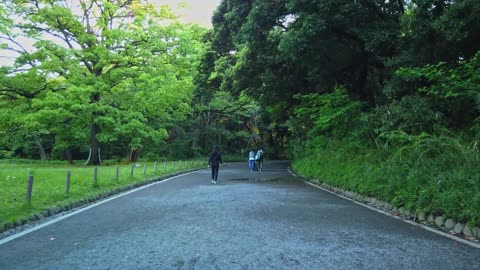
left=153, top=0, right=221, bottom=27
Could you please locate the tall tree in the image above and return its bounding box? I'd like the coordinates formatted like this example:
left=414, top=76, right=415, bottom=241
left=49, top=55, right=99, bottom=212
left=0, top=0, right=205, bottom=163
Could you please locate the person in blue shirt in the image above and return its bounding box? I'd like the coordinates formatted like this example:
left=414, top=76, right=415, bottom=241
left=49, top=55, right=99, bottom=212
left=248, top=149, right=256, bottom=172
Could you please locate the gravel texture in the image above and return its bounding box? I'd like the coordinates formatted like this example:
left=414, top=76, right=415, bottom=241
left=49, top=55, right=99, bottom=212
left=0, top=161, right=479, bottom=270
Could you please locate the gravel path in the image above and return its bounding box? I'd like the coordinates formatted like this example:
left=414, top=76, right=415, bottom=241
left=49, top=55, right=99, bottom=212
left=0, top=161, right=479, bottom=269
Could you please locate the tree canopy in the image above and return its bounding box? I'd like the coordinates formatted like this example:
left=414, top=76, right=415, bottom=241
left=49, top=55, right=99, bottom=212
left=0, top=0, right=206, bottom=163
left=1, top=0, right=480, bottom=163
left=194, top=0, right=480, bottom=149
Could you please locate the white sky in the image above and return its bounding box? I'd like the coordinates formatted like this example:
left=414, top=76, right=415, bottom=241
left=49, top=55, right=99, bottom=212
left=157, top=0, right=221, bottom=27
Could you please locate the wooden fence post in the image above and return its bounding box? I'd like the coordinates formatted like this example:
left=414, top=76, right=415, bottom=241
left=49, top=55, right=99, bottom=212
left=93, top=167, right=98, bottom=187
left=143, top=164, right=147, bottom=176
left=163, top=161, right=167, bottom=172
left=154, top=161, right=157, bottom=173
left=65, top=171, right=71, bottom=193
left=115, top=166, right=120, bottom=182
left=130, top=164, right=134, bottom=176
left=26, top=175, right=34, bottom=204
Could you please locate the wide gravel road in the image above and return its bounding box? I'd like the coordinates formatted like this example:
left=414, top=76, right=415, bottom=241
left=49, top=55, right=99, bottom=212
left=1, top=161, right=479, bottom=270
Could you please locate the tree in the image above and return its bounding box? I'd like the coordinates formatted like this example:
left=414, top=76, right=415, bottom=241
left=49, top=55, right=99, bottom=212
left=0, top=0, right=206, bottom=163
left=0, top=69, right=54, bottom=159
left=196, top=0, right=404, bottom=154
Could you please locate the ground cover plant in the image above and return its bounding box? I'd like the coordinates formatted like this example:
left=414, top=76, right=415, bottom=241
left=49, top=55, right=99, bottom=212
left=0, top=160, right=206, bottom=228
left=291, top=135, right=480, bottom=227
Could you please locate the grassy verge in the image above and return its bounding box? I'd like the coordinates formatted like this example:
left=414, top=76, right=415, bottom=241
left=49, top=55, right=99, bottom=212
left=0, top=160, right=206, bottom=229
left=291, top=136, right=480, bottom=226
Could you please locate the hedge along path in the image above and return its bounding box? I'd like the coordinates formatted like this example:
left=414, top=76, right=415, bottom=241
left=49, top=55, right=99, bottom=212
left=290, top=169, right=480, bottom=249
left=0, top=160, right=207, bottom=231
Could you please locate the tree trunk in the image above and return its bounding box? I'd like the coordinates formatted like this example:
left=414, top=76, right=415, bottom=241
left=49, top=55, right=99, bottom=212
left=35, top=139, right=47, bottom=160
left=88, top=92, right=102, bottom=165
left=355, top=53, right=371, bottom=103
left=66, top=148, right=73, bottom=164
left=90, top=123, right=101, bottom=165
left=259, top=128, right=265, bottom=146
left=129, top=149, right=139, bottom=162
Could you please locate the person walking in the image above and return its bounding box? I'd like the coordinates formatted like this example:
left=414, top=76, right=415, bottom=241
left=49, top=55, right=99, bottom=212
left=255, top=148, right=265, bottom=172
left=248, top=149, right=256, bottom=172
left=208, top=146, right=223, bottom=184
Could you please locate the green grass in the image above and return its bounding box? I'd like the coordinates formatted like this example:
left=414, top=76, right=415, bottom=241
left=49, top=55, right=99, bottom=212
left=291, top=137, right=480, bottom=226
left=221, top=154, right=246, bottom=162
left=0, top=160, right=206, bottom=226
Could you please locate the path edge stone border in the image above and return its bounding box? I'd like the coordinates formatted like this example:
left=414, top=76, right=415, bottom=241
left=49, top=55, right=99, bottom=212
left=0, top=168, right=202, bottom=240
left=289, top=169, right=480, bottom=249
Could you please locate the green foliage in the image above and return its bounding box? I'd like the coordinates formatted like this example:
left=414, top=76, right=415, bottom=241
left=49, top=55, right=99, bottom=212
left=401, top=0, right=480, bottom=64
left=188, top=89, right=261, bottom=156
left=281, top=0, right=402, bottom=101
left=289, top=86, right=364, bottom=140
left=292, top=136, right=480, bottom=225
left=380, top=130, right=476, bottom=169
left=0, top=1, right=207, bottom=162
left=366, top=95, right=442, bottom=136
left=396, top=50, right=480, bottom=131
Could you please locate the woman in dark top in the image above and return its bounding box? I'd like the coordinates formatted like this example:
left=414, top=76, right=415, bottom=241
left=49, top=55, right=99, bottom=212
left=208, top=146, right=223, bottom=184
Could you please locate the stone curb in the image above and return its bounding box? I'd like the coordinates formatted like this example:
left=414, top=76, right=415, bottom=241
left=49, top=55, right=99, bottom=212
left=290, top=169, right=480, bottom=248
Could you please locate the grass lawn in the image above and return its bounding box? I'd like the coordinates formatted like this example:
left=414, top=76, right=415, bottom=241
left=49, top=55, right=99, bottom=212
left=0, top=160, right=206, bottom=227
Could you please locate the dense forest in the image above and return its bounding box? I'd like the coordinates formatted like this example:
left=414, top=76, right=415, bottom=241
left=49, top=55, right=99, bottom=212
left=197, top=0, right=480, bottom=224
left=1, top=1, right=479, bottom=223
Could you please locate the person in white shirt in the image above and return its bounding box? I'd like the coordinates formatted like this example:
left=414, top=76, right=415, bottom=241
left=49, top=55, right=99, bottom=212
left=255, top=149, right=264, bottom=172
